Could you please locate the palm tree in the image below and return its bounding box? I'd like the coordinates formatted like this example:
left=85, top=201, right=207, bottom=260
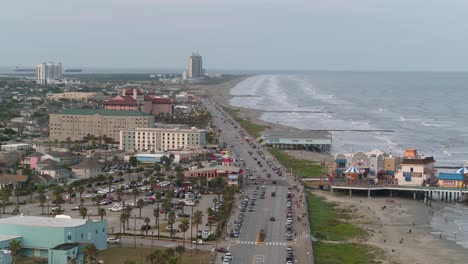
left=193, top=210, right=203, bottom=253
left=144, top=217, right=151, bottom=236
left=107, top=174, right=114, bottom=193
left=131, top=188, right=140, bottom=204
left=98, top=208, right=106, bottom=220
left=94, top=195, right=103, bottom=211
left=14, top=188, right=21, bottom=203
left=77, top=185, right=86, bottom=204
left=175, top=245, right=185, bottom=264
left=83, top=244, right=98, bottom=264
left=179, top=219, right=189, bottom=248
left=168, top=211, right=176, bottom=238
left=116, top=187, right=123, bottom=202
left=27, top=181, right=35, bottom=203
left=38, top=194, right=46, bottom=215
left=153, top=208, right=160, bottom=239
left=66, top=185, right=74, bottom=204
left=162, top=199, right=171, bottom=220
left=79, top=206, right=88, bottom=219
left=136, top=199, right=144, bottom=218
left=0, top=187, right=11, bottom=213
left=8, top=239, right=22, bottom=264
left=146, top=251, right=157, bottom=264
left=52, top=186, right=63, bottom=207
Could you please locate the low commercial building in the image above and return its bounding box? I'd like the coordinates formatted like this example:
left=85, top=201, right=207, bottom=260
left=262, top=129, right=332, bottom=152
left=120, top=127, right=205, bottom=152
left=394, top=149, right=436, bottom=186
left=0, top=215, right=106, bottom=262
left=49, top=109, right=154, bottom=142
left=437, top=173, right=465, bottom=188
left=0, top=143, right=32, bottom=152
left=47, top=92, right=101, bottom=101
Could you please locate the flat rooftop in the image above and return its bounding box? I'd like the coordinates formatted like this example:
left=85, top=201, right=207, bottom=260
left=0, top=216, right=94, bottom=228
left=0, top=235, right=21, bottom=242
left=263, top=129, right=332, bottom=139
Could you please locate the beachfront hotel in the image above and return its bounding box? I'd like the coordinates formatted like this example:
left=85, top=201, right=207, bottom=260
left=188, top=53, right=203, bottom=78
left=49, top=109, right=154, bottom=142
left=119, top=127, right=206, bottom=152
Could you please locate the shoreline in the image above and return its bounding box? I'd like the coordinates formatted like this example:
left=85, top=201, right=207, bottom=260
left=312, top=190, right=468, bottom=264
left=194, top=75, right=468, bottom=263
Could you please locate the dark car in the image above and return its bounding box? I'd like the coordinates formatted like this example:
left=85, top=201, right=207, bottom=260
left=216, top=247, right=228, bottom=253
left=178, top=212, right=190, bottom=218
left=270, top=217, right=275, bottom=221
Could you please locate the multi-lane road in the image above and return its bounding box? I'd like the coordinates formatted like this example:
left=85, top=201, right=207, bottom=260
left=204, top=100, right=314, bottom=264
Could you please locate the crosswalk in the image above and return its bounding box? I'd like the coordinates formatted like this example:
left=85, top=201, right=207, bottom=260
left=236, top=241, right=294, bottom=246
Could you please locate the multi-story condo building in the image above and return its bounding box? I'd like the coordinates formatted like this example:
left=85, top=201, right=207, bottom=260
left=188, top=53, right=203, bottom=78
left=119, top=127, right=206, bottom=152
left=36, top=62, right=62, bottom=84
left=49, top=109, right=154, bottom=142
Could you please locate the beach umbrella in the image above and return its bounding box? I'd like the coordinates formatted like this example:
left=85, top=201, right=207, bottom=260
left=455, top=167, right=468, bottom=174
left=345, top=166, right=360, bottom=174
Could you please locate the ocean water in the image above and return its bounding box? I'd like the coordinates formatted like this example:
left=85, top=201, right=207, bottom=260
left=229, top=72, right=468, bottom=167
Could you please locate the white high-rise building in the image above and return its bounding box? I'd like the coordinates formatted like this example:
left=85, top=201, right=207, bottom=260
left=188, top=53, right=203, bottom=78
left=36, top=62, right=62, bottom=84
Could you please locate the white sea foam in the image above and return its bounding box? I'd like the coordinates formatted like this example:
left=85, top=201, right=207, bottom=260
left=229, top=73, right=468, bottom=166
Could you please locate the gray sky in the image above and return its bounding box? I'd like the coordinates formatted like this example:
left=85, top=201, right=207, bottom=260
left=1, top=0, right=468, bottom=71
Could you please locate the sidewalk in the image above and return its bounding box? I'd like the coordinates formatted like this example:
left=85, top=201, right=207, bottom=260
left=293, top=185, right=314, bottom=264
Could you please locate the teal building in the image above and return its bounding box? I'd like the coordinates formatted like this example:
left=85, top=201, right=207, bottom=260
left=0, top=216, right=107, bottom=263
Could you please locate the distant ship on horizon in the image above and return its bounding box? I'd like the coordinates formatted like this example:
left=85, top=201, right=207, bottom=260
left=64, top=68, right=83, bottom=72
left=14, top=66, right=35, bottom=72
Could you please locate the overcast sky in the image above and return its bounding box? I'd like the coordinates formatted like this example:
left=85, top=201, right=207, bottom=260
left=1, top=0, right=468, bottom=71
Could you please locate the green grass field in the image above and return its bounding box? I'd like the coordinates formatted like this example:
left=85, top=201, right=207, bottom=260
left=98, top=247, right=212, bottom=264
left=306, top=193, right=366, bottom=241
left=223, top=107, right=266, bottom=139
left=269, top=148, right=326, bottom=178
left=314, top=242, right=389, bottom=264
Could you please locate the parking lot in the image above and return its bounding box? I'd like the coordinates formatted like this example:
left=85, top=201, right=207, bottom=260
left=1, top=178, right=221, bottom=243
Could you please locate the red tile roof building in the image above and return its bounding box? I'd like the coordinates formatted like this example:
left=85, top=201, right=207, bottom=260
left=104, top=88, right=173, bottom=115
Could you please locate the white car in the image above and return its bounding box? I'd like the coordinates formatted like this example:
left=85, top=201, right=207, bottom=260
left=192, top=239, right=204, bottom=245
left=107, top=237, right=120, bottom=244
left=109, top=207, right=123, bottom=212
left=84, top=193, right=95, bottom=198
left=185, top=201, right=195, bottom=206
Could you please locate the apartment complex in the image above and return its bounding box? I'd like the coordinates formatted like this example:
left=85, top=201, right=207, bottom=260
left=188, top=53, right=203, bottom=78
left=119, top=127, right=206, bottom=152
left=36, top=62, right=62, bottom=84
left=49, top=109, right=154, bottom=142
left=47, top=92, right=101, bottom=101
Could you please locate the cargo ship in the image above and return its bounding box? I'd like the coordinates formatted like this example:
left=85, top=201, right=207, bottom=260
left=64, top=68, right=83, bottom=72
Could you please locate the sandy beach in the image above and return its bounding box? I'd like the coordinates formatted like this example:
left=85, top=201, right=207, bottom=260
left=192, top=76, right=468, bottom=263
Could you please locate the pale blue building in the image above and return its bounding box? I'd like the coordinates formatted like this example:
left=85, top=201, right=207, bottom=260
left=0, top=216, right=107, bottom=264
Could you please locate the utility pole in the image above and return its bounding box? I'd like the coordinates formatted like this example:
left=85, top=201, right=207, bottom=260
left=133, top=213, right=136, bottom=248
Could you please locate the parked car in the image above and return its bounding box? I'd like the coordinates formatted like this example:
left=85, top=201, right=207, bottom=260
left=109, top=207, right=123, bottom=212
left=178, top=212, right=190, bottom=218
left=107, top=237, right=120, bottom=244
left=216, top=247, right=228, bottom=253
left=192, top=239, right=204, bottom=245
